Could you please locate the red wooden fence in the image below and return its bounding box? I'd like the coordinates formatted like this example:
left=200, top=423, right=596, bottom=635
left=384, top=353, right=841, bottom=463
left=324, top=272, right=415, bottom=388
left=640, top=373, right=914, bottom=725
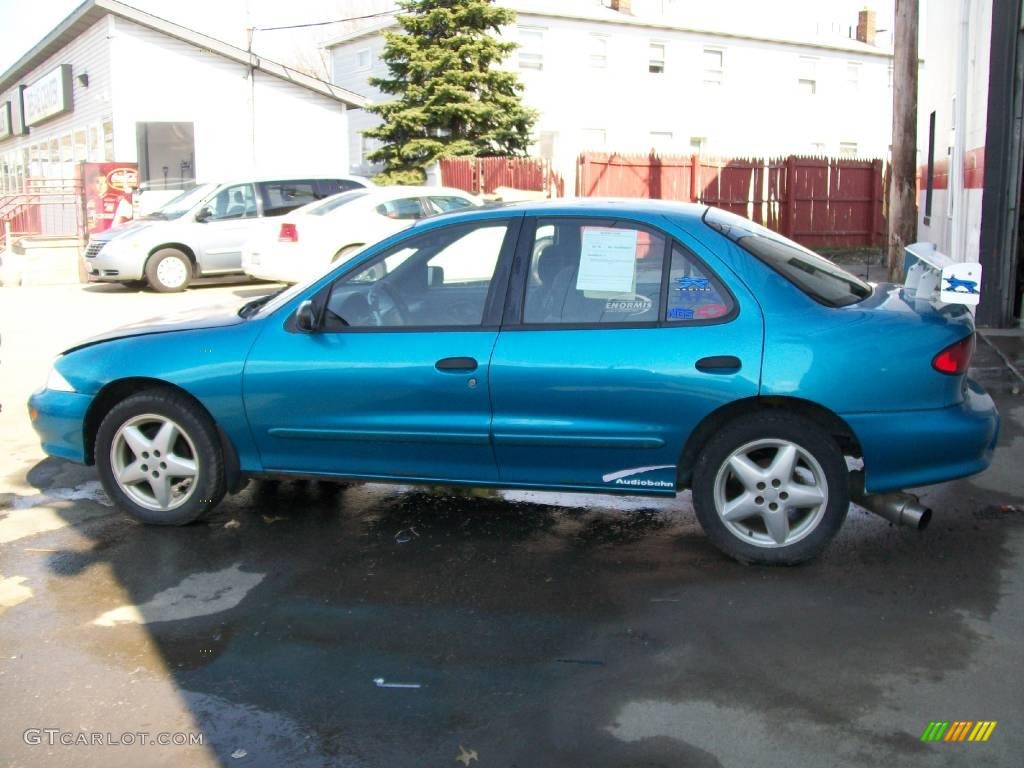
left=439, top=157, right=564, bottom=197
left=576, top=152, right=885, bottom=249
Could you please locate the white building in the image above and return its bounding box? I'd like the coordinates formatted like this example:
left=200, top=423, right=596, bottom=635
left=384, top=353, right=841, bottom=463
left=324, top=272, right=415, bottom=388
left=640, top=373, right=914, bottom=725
left=325, top=0, right=894, bottom=185
left=0, top=0, right=366, bottom=206
left=915, top=0, right=1021, bottom=327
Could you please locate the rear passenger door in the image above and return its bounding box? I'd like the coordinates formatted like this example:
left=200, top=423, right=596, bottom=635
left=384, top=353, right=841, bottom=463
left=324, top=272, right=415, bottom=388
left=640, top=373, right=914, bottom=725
left=488, top=216, right=764, bottom=493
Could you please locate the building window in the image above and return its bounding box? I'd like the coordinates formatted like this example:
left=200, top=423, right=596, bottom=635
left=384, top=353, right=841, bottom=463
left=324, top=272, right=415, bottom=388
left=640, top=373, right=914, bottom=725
left=356, top=48, right=372, bottom=71
left=590, top=34, right=608, bottom=68
left=809, top=142, right=826, bottom=155
left=846, top=62, right=861, bottom=91
left=582, top=128, right=607, bottom=148
left=839, top=142, right=858, bottom=157
left=690, top=136, right=706, bottom=154
left=798, top=56, right=817, bottom=95
left=102, top=119, right=114, bottom=161
left=518, top=27, right=544, bottom=70
left=649, top=42, right=665, bottom=74
left=924, top=110, right=936, bottom=219
left=650, top=131, right=673, bottom=150
left=703, top=48, right=724, bottom=86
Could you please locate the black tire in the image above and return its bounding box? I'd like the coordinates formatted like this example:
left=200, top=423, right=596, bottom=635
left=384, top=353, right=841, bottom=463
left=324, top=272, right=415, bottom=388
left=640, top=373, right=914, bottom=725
left=691, top=412, right=848, bottom=565
left=95, top=389, right=226, bottom=525
left=145, top=248, right=193, bottom=292
left=333, top=244, right=364, bottom=263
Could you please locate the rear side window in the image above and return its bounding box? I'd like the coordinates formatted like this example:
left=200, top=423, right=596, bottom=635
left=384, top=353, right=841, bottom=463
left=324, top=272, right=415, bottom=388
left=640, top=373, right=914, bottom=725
left=666, top=244, right=735, bottom=322
left=523, top=219, right=666, bottom=325
left=376, top=197, right=425, bottom=220
left=704, top=207, right=871, bottom=307
left=258, top=180, right=319, bottom=217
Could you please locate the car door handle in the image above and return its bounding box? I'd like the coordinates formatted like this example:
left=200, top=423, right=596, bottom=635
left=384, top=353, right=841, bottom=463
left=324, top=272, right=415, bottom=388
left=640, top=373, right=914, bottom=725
left=435, top=356, right=478, bottom=372
left=695, top=355, right=742, bottom=373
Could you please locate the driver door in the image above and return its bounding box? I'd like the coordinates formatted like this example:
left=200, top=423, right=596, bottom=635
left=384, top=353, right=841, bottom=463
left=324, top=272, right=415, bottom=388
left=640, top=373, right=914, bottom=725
left=242, top=216, right=521, bottom=482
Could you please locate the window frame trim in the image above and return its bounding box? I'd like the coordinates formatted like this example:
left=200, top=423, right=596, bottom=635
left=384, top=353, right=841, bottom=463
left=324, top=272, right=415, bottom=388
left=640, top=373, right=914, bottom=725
left=501, top=214, right=740, bottom=331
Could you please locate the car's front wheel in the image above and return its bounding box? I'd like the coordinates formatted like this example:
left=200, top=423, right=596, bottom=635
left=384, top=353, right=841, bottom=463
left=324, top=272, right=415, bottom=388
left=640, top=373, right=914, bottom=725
left=145, top=248, right=193, bottom=292
left=95, top=389, right=225, bottom=524
left=691, top=412, right=848, bottom=564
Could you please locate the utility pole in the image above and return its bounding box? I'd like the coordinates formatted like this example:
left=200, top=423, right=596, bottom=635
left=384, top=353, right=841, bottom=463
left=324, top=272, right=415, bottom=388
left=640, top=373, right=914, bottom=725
left=887, top=0, right=919, bottom=282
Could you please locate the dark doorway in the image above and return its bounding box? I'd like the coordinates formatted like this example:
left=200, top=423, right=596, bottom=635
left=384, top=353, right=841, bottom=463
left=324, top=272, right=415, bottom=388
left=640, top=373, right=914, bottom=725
left=135, top=121, right=195, bottom=189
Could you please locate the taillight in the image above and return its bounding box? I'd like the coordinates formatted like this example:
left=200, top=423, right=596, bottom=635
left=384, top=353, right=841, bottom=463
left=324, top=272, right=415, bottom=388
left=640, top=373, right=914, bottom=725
left=932, top=334, right=974, bottom=375
left=278, top=223, right=298, bottom=242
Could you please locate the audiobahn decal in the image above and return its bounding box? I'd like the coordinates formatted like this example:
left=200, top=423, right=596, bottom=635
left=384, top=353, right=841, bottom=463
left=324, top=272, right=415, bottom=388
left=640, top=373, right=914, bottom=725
left=602, top=465, right=676, bottom=489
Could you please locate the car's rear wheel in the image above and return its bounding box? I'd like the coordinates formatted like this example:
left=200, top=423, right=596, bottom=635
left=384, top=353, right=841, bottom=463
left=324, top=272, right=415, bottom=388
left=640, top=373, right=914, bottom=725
left=96, top=389, right=225, bottom=524
left=145, top=248, right=192, bottom=292
left=691, top=412, right=848, bottom=564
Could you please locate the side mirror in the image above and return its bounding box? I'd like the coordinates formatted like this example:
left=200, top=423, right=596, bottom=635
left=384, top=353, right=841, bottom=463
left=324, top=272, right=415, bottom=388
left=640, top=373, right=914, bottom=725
left=428, top=265, right=444, bottom=287
left=195, top=206, right=213, bottom=223
left=295, top=300, right=319, bottom=333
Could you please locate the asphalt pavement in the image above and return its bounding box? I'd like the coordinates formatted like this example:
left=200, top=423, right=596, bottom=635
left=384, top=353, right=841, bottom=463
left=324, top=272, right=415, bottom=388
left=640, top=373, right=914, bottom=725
left=1, top=281, right=1022, bottom=768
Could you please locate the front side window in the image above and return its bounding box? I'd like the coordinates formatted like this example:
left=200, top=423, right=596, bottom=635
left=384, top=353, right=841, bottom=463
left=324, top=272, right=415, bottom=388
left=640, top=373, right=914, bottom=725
left=704, top=207, right=871, bottom=307
left=523, top=219, right=666, bottom=325
left=206, top=183, right=257, bottom=220
left=325, top=222, right=510, bottom=329
left=258, top=180, right=319, bottom=217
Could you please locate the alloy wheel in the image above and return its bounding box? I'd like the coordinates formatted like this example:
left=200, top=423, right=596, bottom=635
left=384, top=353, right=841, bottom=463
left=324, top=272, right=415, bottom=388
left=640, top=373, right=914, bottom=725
left=109, top=413, right=198, bottom=511
left=712, top=438, right=828, bottom=548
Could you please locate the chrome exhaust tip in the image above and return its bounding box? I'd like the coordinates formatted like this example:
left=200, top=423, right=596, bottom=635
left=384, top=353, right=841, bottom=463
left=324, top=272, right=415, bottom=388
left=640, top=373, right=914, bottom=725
left=854, top=491, right=932, bottom=530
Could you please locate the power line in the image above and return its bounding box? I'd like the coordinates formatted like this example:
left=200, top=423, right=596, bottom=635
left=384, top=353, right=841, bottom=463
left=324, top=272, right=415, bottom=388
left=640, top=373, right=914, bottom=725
left=253, top=9, right=399, bottom=32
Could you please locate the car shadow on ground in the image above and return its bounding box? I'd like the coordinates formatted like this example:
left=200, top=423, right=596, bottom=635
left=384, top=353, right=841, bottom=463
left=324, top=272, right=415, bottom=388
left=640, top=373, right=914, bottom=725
left=15, top=431, right=1023, bottom=768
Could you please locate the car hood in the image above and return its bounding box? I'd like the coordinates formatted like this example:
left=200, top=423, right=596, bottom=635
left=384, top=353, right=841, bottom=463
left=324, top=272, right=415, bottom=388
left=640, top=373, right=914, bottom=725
left=64, top=304, right=247, bottom=353
left=91, top=219, right=159, bottom=243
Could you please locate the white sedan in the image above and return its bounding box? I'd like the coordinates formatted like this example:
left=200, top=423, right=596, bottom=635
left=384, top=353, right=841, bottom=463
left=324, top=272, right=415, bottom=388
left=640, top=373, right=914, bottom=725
left=241, top=186, right=481, bottom=283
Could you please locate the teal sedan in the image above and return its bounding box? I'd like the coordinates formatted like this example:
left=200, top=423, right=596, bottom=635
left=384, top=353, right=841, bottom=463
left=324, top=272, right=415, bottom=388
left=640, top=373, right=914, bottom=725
left=29, top=201, right=998, bottom=564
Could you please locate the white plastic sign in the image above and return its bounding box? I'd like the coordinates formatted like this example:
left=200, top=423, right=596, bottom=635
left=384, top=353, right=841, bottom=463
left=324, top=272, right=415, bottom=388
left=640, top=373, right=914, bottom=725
left=576, top=227, right=637, bottom=295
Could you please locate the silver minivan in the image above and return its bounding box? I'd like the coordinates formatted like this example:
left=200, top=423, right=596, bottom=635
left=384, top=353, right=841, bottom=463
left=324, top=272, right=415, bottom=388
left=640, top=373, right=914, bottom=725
left=85, top=175, right=372, bottom=291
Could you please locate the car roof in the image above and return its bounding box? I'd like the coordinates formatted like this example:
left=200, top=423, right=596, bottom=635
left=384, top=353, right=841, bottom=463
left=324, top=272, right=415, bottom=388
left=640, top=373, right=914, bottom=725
left=406, top=197, right=709, bottom=228
left=209, top=174, right=374, bottom=188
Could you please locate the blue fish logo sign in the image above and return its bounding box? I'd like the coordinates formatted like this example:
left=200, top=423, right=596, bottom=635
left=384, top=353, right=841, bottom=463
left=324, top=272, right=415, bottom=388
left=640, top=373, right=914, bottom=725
left=676, top=276, right=710, bottom=292
left=944, top=276, right=979, bottom=294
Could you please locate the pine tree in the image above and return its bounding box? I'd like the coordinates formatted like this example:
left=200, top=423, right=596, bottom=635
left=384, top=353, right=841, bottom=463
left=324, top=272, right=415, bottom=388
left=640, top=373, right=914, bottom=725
left=364, top=0, right=538, bottom=184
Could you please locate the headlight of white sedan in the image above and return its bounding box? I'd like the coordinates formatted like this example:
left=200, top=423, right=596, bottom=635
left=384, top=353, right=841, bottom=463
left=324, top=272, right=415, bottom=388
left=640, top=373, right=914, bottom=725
left=45, top=361, right=75, bottom=392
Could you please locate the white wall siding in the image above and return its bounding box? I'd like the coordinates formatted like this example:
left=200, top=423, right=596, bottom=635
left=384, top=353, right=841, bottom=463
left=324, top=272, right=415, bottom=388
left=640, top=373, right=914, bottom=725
left=110, top=17, right=348, bottom=181
left=0, top=15, right=114, bottom=173
left=916, top=0, right=991, bottom=263
left=328, top=13, right=893, bottom=181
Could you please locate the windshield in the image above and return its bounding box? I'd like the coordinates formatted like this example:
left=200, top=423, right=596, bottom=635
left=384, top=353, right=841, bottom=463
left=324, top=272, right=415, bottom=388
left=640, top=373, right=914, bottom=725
left=149, top=183, right=219, bottom=219
left=703, top=208, right=872, bottom=308
left=249, top=248, right=364, bottom=318
left=306, top=189, right=371, bottom=216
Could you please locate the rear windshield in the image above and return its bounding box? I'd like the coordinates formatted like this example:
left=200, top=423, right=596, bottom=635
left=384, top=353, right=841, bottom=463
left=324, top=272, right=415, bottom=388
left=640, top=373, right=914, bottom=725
left=306, top=190, right=371, bottom=217
left=703, top=208, right=872, bottom=307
